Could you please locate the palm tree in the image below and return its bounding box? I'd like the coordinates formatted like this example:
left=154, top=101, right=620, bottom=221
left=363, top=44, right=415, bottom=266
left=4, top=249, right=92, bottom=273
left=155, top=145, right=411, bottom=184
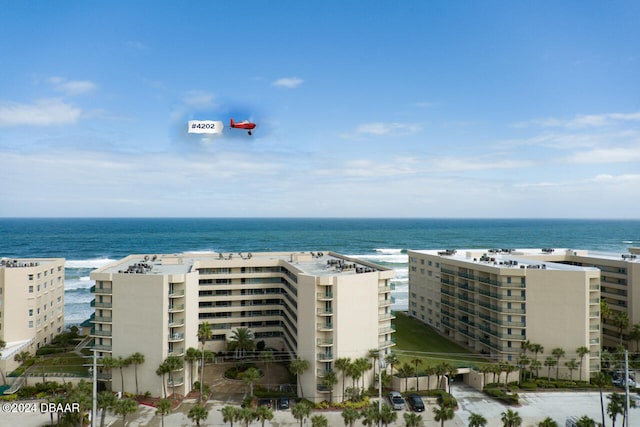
left=591, top=371, right=609, bottom=427
left=397, top=363, right=413, bottom=392
left=355, top=357, right=370, bottom=392
left=551, top=348, right=565, bottom=380
left=13, top=350, right=32, bottom=386
left=410, top=357, right=423, bottom=392
left=228, top=327, right=255, bottom=360
left=323, top=370, right=338, bottom=404
left=607, top=392, right=624, bottom=427
left=156, top=363, right=169, bottom=399
left=129, top=352, right=144, bottom=396
left=368, top=349, right=380, bottom=388
left=113, top=397, right=138, bottom=427
left=341, top=406, right=361, bottom=427
left=289, top=357, right=310, bottom=398
left=241, top=367, right=261, bottom=396
left=612, top=311, right=629, bottom=344
left=188, top=404, right=209, bottom=427
left=629, top=323, right=640, bottom=352
left=155, top=398, right=172, bottom=427
left=479, top=365, right=491, bottom=389
left=468, top=412, right=487, bottom=427
left=239, top=407, right=256, bottom=427
left=565, top=359, right=578, bottom=381
left=163, top=355, right=184, bottom=400
left=292, top=401, right=312, bottom=427
left=502, top=363, right=516, bottom=387
left=197, top=321, right=212, bottom=403
left=544, top=357, right=556, bottom=382
left=311, top=414, right=329, bottom=427
left=385, top=353, right=399, bottom=375
left=403, top=412, right=423, bottom=427
left=97, top=390, right=117, bottom=427
left=538, top=417, right=558, bottom=427
left=380, top=404, right=397, bottom=427
left=222, top=405, right=239, bottom=427
left=501, top=409, right=522, bottom=427
left=360, top=403, right=379, bottom=426
left=259, top=350, right=274, bottom=390
left=335, top=357, right=352, bottom=402
left=433, top=403, right=454, bottom=427
left=185, top=347, right=200, bottom=391
left=255, top=404, right=274, bottom=427
left=114, top=356, right=131, bottom=395
left=575, top=346, right=589, bottom=381
left=575, top=416, right=596, bottom=427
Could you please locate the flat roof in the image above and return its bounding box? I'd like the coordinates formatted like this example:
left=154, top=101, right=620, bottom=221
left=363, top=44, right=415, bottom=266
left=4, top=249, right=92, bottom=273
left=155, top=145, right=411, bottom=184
left=95, top=251, right=393, bottom=277
left=409, top=248, right=602, bottom=271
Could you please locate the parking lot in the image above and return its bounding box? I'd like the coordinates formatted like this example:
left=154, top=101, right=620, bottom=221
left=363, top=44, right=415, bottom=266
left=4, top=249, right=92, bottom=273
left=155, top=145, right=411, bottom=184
left=3, top=382, right=638, bottom=426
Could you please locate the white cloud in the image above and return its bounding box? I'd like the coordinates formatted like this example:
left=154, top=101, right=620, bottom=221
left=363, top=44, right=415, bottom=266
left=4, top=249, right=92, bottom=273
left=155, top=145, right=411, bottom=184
left=48, top=76, right=97, bottom=96
left=272, top=77, right=303, bottom=88
left=0, top=99, right=81, bottom=126
left=567, top=146, right=640, bottom=164
left=516, top=111, right=640, bottom=129
left=340, top=122, right=422, bottom=139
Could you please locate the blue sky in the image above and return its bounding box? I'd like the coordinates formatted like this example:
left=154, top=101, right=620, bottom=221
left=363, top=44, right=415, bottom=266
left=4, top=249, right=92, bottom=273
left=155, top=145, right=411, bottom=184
left=1, top=1, right=639, bottom=218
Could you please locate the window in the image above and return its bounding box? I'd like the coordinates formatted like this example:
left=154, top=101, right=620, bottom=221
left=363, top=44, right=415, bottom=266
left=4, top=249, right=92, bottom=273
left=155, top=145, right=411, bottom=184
left=29, top=309, right=33, bottom=316
left=29, top=321, right=33, bottom=328
left=29, top=285, right=34, bottom=293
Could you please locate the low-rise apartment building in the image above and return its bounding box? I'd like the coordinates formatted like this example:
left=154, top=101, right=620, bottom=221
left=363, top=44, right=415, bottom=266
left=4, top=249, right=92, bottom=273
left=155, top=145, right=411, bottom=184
left=0, top=258, right=65, bottom=376
left=408, top=249, right=602, bottom=380
left=90, top=251, right=395, bottom=401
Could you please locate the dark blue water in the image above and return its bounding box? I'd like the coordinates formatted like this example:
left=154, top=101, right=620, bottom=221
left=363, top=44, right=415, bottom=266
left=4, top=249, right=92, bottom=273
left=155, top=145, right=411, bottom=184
left=1, top=218, right=639, bottom=324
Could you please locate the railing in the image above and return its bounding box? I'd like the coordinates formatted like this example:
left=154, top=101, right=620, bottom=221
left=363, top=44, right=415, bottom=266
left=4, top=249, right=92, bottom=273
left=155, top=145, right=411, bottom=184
left=317, top=338, right=334, bottom=346
left=169, top=304, right=185, bottom=312
left=318, top=353, right=334, bottom=361
left=90, top=285, right=112, bottom=294
left=167, top=377, right=184, bottom=386
left=168, top=348, right=184, bottom=357
left=169, top=289, right=185, bottom=297
left=168, top=333, right=185, bottom=341
left=317, top=323, right=334, bottom=331
left=90, top=300, right=112, bottom=308
left=317, top=292, right=334, bottom=299
left=317, top=308, right=333, bottom=315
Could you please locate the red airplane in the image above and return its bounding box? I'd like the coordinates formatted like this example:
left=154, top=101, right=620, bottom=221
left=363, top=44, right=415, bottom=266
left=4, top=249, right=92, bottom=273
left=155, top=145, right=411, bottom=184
left=230, top=118, right=256, bottom=135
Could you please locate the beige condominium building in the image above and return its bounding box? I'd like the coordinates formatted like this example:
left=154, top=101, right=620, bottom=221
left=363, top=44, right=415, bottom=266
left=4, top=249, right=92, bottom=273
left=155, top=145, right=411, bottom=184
left=90, top=251, right=395, bottom=401
left=408, top=249, right=603, bottom=380
left=0, top=258, right=65, bottom=376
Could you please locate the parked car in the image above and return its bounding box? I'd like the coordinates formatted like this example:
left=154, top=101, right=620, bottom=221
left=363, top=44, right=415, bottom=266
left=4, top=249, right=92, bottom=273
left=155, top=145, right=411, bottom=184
left=278, top=396, right=290, bottom=410
left=406, top=394, right=425, bottom=412
left=389, top=391, right=404, bottom=410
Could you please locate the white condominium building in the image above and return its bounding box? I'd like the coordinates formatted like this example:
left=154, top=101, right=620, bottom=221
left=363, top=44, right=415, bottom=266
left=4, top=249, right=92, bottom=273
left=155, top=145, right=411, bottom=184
left=408, top=248, right=602, bottom=380
left=0, top=258, right=66, bottom=375
left=90, top=251, right=395, bottom=401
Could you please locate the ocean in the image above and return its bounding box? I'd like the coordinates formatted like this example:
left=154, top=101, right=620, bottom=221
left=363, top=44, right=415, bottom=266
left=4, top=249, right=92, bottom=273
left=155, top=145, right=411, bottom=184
left=1, top=218, right=639, bottom=325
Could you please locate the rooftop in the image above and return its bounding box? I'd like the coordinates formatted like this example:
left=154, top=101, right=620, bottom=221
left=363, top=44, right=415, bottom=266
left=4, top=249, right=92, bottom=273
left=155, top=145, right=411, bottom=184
left=94, top=251, right=393, bottom=277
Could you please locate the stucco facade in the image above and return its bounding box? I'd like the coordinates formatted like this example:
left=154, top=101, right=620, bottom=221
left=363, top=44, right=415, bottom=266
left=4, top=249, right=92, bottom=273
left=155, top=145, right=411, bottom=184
left=90, top=251, right=395, bottom=401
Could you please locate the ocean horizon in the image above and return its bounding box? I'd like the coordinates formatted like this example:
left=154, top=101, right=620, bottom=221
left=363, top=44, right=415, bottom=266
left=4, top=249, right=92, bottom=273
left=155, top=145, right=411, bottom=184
left=1, top=217, right=639, bottom=325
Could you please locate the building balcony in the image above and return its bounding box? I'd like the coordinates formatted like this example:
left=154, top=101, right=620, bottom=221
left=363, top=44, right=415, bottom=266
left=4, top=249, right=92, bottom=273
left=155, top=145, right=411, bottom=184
left=317, top=323, right=334, bottom=331
left=317, top=369, right=331, bottom=377
left=93, top=344, right=112, bottom=352
left=90, top=285, right=112, bottom=295
left=167, top=377, right=184, bottom=387
left=317, top=308, right=333, bottom=316
left=317, top=292, right=333, bottom=300
left=168, top=304, right=185, bottom=312
left=169, top=289, right=185, bottom=298
left=379, top=338, right=396, bottom=348
left=90, top=300, right=112, bottom=308
left=379, top=283, right=395, bottom=292
left=90, top=329, right=112, bottom=337
left=378, top=326, right=396, bottom=335
left=318, top=353, right=334, bottom=362
left=169, top=319, right=185, bottom=327
left=317, top=338, right=334, bottom=346
left=168, top=348, right=184, bottom=357
left=168, top=333, right=185, bottom=342
left=92, top=315, right=113, bottom=323
left=378, top=313, right=395, bottom=321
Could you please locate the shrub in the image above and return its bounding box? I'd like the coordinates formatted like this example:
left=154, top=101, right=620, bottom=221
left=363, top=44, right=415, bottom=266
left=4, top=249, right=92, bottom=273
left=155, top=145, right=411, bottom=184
left=520, top=381, right=538, bottom=390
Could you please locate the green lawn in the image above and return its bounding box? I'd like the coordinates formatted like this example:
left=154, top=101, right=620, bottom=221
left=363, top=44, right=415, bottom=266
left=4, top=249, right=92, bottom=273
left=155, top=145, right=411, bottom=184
left=393, top=311, right=491, bottom=369
left=32, top=352, right=91, bottom=377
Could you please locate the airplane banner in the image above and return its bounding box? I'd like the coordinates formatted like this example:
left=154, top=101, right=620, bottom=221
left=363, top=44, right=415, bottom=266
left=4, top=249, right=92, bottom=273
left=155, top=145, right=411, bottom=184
left=188, top=120, right=224, bottom=134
